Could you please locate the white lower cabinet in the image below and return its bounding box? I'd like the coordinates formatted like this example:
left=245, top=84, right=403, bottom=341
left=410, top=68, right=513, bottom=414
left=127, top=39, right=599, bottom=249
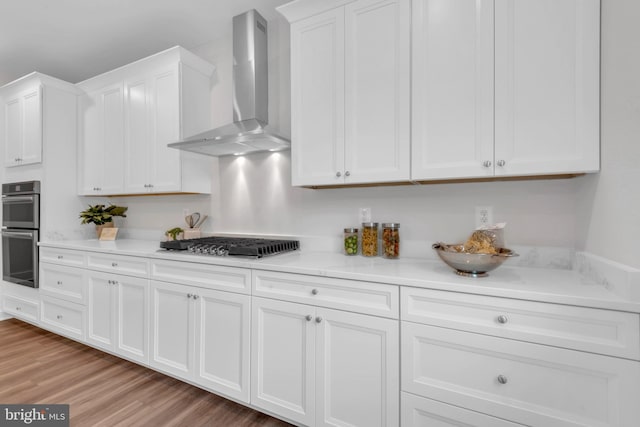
left=149, top=280, right=251, bottom=403
left=86, top=271, right=148, bottom=364
left=251, top=296, right=399, bottom=426
left=40, top=295, right=85, bottom=341
left=402, top=322, right=640, bottom=427
left=401, top=392, right=523, bottom=427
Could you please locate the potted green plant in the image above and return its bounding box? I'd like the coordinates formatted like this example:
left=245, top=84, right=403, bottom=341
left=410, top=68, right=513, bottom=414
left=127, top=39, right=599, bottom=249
left=165, top=227, right=184, bottom=241
left=79, top=204, right=128, bottom=238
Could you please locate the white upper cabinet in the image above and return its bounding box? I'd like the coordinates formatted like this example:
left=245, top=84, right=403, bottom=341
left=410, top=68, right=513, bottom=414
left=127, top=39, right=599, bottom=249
left=493, top=0, right=600, bottom=177
left=1, top=73, right=77, bottom=169
left=412, top=0, right=600, bottom=180
left=79, top=82, right=125, bottom=195
left=77, top=46, right=214, bottom=196
left=279, top=0, right=411, bottom=186
left=3, top=84, right=42, bottom=167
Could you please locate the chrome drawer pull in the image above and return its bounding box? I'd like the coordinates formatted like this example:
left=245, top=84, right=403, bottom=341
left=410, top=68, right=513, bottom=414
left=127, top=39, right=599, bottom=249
left=16, top=307, right=21, bottom=311
left=187, top=293, right=193, bottom=298
left=57, top=255, right=63, bottom=259
left=111, top=262, right=118, bottom=267
left=57, top=281, right=63, bottom=285
left=311, top=288, right=319, bottom=295
left=305, top=315, right=312, bottom=321
left=193, top=294, right=199, bottom=300
left=56, top=315, right=63, bottom=320
left=497, top=315, right=509, bottom=324
left=315, top=316, right=323, bottom=323
left=497, top=375, right=508, bottom=384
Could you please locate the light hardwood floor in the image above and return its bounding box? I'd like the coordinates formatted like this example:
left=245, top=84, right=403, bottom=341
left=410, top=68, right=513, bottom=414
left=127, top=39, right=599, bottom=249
left=0, top=318, right=293, bottom=426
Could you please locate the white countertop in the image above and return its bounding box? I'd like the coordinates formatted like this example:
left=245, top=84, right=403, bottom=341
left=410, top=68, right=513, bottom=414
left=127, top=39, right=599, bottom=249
left=39, top=239, right=640, bottom=314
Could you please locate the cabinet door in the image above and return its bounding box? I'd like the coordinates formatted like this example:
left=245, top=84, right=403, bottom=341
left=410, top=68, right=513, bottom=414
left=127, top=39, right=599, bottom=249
left=116, top=276, right=148, bottom=364
left=411, top=0, right=494, bottom=180
left=79, top=84, right=125, bottom=195
left=123, top=76, right=151, bottom=193
left=193, top=288, right=251, bottom=403
left=344, top=0, right=410, bottom=184
left=149, top=280, right=193, bottom=379
left=251, top=297, right=316, bottom=426
left=148, top=66, right=181, bottom=192
left=494, top=0, right=600, bottom=176
left=290, top=8, right=345, bottom=186
left=316, top=307, right=399, bottom=427
left=86, top=272, right=115, bottom=350
left=3, top=86, right=42, bottom=167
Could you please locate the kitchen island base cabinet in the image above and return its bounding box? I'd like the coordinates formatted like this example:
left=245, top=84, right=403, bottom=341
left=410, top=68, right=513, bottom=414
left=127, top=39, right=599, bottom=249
left=251, top=297, right=399, bottom=427
left=86, top=272, right=148, bottom=365
left=149, top=280, right=251, bottom=403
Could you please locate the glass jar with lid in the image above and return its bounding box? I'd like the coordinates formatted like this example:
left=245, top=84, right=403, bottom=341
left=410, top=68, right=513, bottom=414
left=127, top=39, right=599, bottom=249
left=343, top=228, right=358, bottom=255
left=382, top=223, right=400, bottom=259
left=361, top=222, right=379, bottom=257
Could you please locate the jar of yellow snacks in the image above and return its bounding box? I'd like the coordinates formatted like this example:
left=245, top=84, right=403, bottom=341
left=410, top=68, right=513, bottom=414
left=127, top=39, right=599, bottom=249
left=361, top=222, right=379, bottom=257
left=382, top=223, right=400, bottom=259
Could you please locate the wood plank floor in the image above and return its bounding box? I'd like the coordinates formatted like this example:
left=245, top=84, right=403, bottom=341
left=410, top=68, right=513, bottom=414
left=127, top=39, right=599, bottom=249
left=0, top=319, right=293, bottom=427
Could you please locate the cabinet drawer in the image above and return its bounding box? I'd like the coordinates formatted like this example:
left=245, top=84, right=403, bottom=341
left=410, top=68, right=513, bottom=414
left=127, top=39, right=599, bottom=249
left=2, top=294, right=39, bottom=324
left=40, top=247, right=85, bottom=267
left=40, top=296, right=85, bottom=341
left=402, top=287, right=640, bottom=360
left=401, top=392, right=524, bottom=427
left=150, top=260, right=250, bottom=294
left=402, top=322, right=640, bottom=427
left=253, top=270, right=399, bottom=318
left=87, top=253, right=149, bottom=277
left=40, top=264, right=86, bottom=304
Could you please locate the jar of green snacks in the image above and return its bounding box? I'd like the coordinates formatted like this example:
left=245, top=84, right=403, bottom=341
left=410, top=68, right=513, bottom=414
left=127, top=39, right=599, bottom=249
left=343, top=228, right=359, bottom=255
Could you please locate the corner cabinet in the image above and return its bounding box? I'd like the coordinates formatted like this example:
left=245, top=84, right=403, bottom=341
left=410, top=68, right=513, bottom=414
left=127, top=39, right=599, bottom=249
left=77, top=46, right=214, bottom=196
left=1, top=72, right=78, bottom=168
left=411, top=0, right=600, bottom=180
left=278, top=0, right=411, bottom=186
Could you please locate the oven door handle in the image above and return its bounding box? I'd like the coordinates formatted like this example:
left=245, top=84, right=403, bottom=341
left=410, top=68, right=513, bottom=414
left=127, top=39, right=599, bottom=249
left=1, top=195, right=36, bottom=203
left=1, top=230, right=36, bottom=238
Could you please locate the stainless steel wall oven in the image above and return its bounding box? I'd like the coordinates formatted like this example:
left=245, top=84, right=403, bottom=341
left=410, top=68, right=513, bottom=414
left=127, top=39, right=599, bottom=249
left=2, top=181, right=40, bottom=288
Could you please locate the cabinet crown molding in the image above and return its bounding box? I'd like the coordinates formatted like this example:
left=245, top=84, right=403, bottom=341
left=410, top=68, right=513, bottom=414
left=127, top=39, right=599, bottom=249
left=277, top=0, right=358, bottom=23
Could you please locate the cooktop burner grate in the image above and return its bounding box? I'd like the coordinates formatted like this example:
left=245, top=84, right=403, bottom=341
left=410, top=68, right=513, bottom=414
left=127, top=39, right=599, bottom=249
left=159, top=236, right=300, bottom=258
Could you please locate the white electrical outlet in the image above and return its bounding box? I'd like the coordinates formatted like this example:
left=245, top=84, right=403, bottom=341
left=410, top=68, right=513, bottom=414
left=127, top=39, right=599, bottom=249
left=359, top=207, right=372, bottom=223
left=475, top=206, right=493, bottom=228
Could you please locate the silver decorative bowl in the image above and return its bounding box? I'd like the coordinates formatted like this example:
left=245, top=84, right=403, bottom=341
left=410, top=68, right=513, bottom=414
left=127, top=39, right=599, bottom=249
left=432, top=243, right=518, bottom=277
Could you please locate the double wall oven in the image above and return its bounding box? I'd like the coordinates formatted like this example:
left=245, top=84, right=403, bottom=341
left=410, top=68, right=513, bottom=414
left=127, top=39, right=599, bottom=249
left=2, top=181, right=40, bottom=288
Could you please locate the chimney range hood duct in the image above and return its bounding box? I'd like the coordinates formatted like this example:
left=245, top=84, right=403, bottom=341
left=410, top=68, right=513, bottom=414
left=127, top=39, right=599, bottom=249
left=169, top=10, right=290, bottom=157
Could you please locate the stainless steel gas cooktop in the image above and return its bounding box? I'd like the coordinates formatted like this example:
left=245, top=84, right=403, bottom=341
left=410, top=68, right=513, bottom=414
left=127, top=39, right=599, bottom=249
left=159, top=236, right=300, bottom=258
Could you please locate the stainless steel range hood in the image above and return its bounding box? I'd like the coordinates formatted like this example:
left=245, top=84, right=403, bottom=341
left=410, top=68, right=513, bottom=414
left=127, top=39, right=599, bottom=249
left=169, top=9, right=290, bottom=156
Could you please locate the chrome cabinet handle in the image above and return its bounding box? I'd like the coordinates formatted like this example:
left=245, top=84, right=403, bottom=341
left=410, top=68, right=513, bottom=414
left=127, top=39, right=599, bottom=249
left=305, top=315, right=313, bottom=321
left=497, top=315, right=509, bottom=324
left=111, top=262, right=118, bottom=267
left=57, top=255, right=63, bottom=259
left=483, top=160, right=492, bottom=168
left=336, top=171, right=342, bottom=178
left=497, top=160, right=506, bottom=167
left=16, top=306, right=21, bottom=311
left=345, top=171, right=350, bottom=177
left=315, top=316, right=322, bottom=323
left=56, top=315, right=63, bottom=320
left=497, top=375, right=508, bottom=384
left=311, top=288, right=319, bottom=295
left=193, top=294, right=199, bottom=300
left=57, top=281, right=63, bottom=285
left=187, top=293, right=193, bottom=298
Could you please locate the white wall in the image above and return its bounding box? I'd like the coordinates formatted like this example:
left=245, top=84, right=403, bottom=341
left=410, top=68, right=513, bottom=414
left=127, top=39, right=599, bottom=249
left=575, top=0, right=640, bottom=269
left=115, top=1, right=640, bottom=268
